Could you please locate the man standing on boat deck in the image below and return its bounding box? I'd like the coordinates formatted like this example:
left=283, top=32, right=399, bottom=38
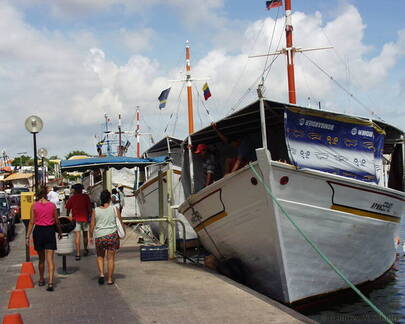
left=194, top=144, right=221, bottom=187
left=212, top=123, right=257, bottom=174
left=66, top=183, right=92, bottom=260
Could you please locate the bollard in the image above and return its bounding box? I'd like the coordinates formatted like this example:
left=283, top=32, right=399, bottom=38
left=20, top=262, right=35, bottom=275
left=15, top=274, right=34, bottom=289
left=8, top=290, right=30, bottom=309
left=2, top=313, right=24, bottom=324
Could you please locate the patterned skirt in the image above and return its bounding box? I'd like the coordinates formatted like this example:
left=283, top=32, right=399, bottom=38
left=95, top=231, right=120, bottom=251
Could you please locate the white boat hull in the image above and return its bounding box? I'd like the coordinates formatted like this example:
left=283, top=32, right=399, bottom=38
left=179, top=149, right=403, bottom=303
left=135, top=165, right=198, bottom=242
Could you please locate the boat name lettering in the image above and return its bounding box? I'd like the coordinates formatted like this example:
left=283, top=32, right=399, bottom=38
left=304, top=120, right=334, bottom=130
left=357, top=130, right=374, bottom=138
left=370, top=202, right=393, bottom=212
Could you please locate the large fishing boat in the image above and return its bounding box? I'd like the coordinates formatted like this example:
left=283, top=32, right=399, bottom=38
left=178, top=0, right=405, bottom=304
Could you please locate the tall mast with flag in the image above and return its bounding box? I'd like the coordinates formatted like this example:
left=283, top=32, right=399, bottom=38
left=250, top=0, right=332, bottom=104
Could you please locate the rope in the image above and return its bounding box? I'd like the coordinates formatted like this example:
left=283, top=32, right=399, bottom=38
left=261, top=6, right=282, bottom=81
left=248, top=162, right=393, bottom=324
left=223, top=16, right=266, bottom=114
left=301, top=52, right=386, bottom=122
left=172, top=82, right=185, bottom=137
left=193, top=84, right=215, bottom=124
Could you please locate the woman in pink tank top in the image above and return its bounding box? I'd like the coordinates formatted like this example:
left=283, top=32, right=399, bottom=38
left=26, top=186, right=62, bottom=291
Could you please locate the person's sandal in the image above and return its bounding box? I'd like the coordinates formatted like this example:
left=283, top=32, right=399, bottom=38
left=107, top=280, right=115, bottom=285
left=46, top=283, right=54, bottom=292
left=98, top=277, right=105, bottom=285
left=75, top=255, right=81, bottom=261
left=84, top=249, right=89, bottom=256
left=38, top=280, right=45, bottom=286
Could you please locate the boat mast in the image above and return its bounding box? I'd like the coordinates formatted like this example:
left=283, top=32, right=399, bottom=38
left=185, top=40, right=194, bottom=134
left=104, top=113, right=112, bottom=156
left=136, top=106, right=140, bottom=158
left=285, top=0, right=296, bottom=104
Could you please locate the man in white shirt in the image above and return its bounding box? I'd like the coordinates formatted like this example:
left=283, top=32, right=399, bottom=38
left=48, top=186, right=61, bottom=216
left=118, top=185, right=125, bottom=214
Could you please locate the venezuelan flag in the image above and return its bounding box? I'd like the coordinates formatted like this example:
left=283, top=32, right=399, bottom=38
left=202, top=82, right=211, bottom=101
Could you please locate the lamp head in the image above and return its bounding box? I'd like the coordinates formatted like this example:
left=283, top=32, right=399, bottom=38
left=25, top=115, right=43, bottom=133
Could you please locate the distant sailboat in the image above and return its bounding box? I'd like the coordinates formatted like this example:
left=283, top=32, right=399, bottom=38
left=178, top=0, right=405, bottom=304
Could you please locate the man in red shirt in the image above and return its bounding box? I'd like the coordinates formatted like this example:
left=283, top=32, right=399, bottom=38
left=66, top=183, right=92, bottom=260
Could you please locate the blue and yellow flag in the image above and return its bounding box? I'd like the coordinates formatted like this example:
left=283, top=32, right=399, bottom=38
left=158, top=88, right=171, bottom=109
left=202, top=82, right=211, bottom=101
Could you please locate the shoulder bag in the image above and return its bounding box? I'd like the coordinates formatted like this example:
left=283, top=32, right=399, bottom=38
left=113, top=206, right=126, bottom=239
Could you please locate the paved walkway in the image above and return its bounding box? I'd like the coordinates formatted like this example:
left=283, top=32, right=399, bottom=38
left=1, top=223, right=315, bottom=324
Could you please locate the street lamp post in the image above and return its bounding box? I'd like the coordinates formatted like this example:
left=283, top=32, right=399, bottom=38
left=38, top=148, right=48, bottom=186
left=24, top=116, right=43, bottom=196
left=24, top=116, right=43, bottom=262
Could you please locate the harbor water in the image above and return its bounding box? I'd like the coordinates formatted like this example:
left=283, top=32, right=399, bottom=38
left=303, top=222, right=405, bottom=324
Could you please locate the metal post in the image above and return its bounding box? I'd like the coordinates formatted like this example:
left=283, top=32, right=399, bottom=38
left=257, top=83, right=268, bottom=149
left=23, top=220, right=30, bottom=262
left=187, top=136, right=195, bottom=194
left=158, top=168, right=165, bottom=244
left=62, top=255, right=67, bottom=273
left=33, top=133, right=39, bottom=196
left=41, top=158, right=44, bottom=185
left=167, top=164, right=175, bottom=259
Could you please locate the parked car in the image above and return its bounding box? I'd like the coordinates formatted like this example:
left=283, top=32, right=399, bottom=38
left=10, top=187, right=30, bottom=195
left=0, top=213, right=10, bottom=257
left=0, top=192, right=16, bottom=240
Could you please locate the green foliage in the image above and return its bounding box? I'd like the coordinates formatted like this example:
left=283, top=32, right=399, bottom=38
left=11, top=155, right=32, bottom=167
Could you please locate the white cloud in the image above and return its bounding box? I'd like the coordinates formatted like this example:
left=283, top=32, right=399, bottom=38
left=0, top=2, right=404, bottom=159
left=119, top=28, right=155, bottom=53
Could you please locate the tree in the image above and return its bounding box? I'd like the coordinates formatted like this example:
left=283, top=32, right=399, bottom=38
left=65, top=151, right=90, bottom=160
left=11, top=155, right=32, bottom=167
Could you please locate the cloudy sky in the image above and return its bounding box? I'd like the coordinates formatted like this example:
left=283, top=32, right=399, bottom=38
left=0, top=0, right=404, bottom=160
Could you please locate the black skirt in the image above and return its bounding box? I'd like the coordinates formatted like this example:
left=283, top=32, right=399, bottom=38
left=33, top=225, right=57, bottom=251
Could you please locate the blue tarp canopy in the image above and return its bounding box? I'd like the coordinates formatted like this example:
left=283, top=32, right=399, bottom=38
left=60, top=156, right=167, bottom=172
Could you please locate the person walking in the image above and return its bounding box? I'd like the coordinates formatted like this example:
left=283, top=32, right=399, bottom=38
left=111, top=188, right=120, bottom=210
left=47, top=186, right=61, bottom=216
left=89, top=190, right=124, bottom=285
left=66, top=183, right=92, bottom=260
left=26, top=186, right=62, bottom=291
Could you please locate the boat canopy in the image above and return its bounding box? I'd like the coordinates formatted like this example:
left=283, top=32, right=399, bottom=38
left=143, top=137, right=182, bottom=154
left=143, top=136, right=183, bottom=167
left=186, top=99, right=403, bottom=155
left=60, top=156, right=167, bottom=172
left=181, top=99, right=404, bottom=191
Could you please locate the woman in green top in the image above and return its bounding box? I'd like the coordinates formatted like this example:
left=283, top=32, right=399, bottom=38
left=89, top=190, right=124, bottom=285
